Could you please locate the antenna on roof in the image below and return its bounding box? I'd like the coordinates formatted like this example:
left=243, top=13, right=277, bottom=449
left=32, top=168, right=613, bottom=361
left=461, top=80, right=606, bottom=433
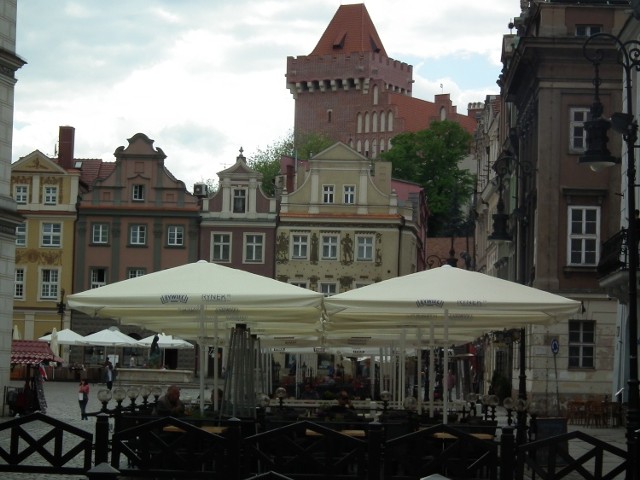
left=440, top=84, right=444, bottom=94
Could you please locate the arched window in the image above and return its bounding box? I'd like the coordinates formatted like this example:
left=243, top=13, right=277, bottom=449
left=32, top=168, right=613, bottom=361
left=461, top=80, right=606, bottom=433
left=327, top=110, right=332, bottom=123
left=364, top=139, right=370, bottom=157
left=365, top=112, right=370, bottom=133
left=387, top=111, right=394, bottom=131
left=356, top=140, right=362, bottom=153
left=380, top=111, right=386, bottom=132
left=388, top=138, right=392, bottom=151
left=372, top=139, right=378, bottom=158
left=372, top=112, right=378, bottom=133
left=357, top=113, right=362, bottom=133
left=379, top=137, right=385, bottom=154
left=440, top=106, right=446, bottom=120
left=373, top=85, right=379, bottom=105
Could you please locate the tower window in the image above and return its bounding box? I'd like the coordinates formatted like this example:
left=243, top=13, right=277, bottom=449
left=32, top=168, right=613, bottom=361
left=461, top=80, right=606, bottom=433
left=327, top=110, right=332, bottom=123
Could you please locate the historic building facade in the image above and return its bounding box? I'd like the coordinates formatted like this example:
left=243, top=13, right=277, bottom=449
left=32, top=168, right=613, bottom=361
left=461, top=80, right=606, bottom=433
left=275, top=142, right=424, bottom=296
left=198, top=149, right=277, bottom=278
left=10, top=144, right=80, bottom=344
left=474, top=0, right=627, bottom=406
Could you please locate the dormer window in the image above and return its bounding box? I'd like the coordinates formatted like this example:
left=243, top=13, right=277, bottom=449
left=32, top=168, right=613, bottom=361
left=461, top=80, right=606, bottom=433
left=233, top=188, right=246, bottom=213
left=132, top=184, right=145, bottom=201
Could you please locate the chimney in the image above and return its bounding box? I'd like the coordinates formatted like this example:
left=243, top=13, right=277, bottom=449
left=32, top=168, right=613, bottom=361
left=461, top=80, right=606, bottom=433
left=58, top=126, right=75, bottom=169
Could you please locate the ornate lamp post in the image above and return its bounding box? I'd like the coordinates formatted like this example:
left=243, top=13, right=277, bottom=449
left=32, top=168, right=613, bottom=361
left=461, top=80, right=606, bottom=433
left=582, top=32, right=639, bottom=479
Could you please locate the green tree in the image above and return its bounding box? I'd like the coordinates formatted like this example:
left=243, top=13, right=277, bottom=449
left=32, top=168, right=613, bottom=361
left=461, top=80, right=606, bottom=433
left=248, top=131, right=333, bottom=196
left=380, top=120, right=475, bottom=236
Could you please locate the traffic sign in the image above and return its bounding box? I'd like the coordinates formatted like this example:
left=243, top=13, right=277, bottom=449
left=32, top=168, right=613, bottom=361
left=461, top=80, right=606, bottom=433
left=551, top=338, right=559, bottom=355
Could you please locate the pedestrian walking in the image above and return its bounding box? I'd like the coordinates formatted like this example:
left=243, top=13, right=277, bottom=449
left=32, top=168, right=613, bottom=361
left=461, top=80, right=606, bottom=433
left=78, top=379, right=90, bottom=420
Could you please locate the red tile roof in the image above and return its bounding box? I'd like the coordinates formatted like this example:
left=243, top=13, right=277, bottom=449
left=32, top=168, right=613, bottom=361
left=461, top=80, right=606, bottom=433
left=11, top=340, right=63, bottom=365
left=311, top=3, right=387, bottom=57
left=390, top=93, right=478, bottom=135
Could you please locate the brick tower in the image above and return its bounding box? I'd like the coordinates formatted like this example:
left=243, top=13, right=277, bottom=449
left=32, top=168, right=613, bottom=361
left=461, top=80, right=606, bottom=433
left=286, top=3, right=475, bottom=158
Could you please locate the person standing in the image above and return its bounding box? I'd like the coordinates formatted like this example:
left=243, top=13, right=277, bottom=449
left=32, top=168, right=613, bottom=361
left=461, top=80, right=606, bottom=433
left=78, top=380, right=90, bottom=420
left=103, top=361, right=113, bottom=390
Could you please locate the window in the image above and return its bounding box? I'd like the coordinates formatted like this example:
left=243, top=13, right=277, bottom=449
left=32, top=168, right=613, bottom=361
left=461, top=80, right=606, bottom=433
left=15, top=268, right=25, bottom=299
left=15, top=185, right=28, bottom=204
left=92, top=224, right=109, bottom=244
left=132, top=184, right=145, bottom=201
left=129, top=225, right=147, bottom=245
left=212, top=233, right=231, bottom=262
left=233, top=189, right=246, bottom=213
left=343, top=185, right=355, bottom=204
left=292, top=234, right=308, bottom=259
left=15, top=224, right=26, bottom=247
left=167, top=226, right=184, bottom=246
left=320, top=282, right=337, bottom=296
left=290, top=281, right=308, bottom=289
left=128, top=268, right=145, bottom=278
left=244, top=234, right=264, bottom=263
left=41, top=222, right=62, bottom=247
left=568, top=206, right=599, bottom=265
left=356, top=235, right=374, bottom=261
left=321, top=235, right=339, bottom=260
left=90, top=268, right=107, bottom=289
left=43, top=186, right=58, bottom=205
left=327, top=109, right=332, bottom=123
left=570, top=107, right=590, bottom=152
left=40, top=268, right=59, bottom=299
left=569, top=320, right=595, bottom=368
left=576, top=25, right=602, bottom=37
left=322, top=185, right=335, bottom=204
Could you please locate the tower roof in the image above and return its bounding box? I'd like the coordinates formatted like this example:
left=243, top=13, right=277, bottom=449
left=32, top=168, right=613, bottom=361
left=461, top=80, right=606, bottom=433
left=310, top=3, right=387, bottom=57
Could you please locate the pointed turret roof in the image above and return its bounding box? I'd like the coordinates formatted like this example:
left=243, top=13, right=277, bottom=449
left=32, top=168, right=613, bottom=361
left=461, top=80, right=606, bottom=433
left=310, top=3, right=387, bottom=57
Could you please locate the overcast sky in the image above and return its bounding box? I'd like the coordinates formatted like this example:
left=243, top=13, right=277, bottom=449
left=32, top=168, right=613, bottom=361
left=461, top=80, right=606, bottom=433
left=13, top=0, right=518, bottom=191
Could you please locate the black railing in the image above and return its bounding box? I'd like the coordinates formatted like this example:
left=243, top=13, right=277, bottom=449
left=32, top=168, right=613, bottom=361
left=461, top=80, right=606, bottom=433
left=597, top=228, right=629, bottom=278
left=0, top=413, right=634, bottom=480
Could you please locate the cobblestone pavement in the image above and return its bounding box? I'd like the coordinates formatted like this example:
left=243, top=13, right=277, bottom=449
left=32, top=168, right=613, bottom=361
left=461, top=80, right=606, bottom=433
left=0, top=379, right=631, bottom=479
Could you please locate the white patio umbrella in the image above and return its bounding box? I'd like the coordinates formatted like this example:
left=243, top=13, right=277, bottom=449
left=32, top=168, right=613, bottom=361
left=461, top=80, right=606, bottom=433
left=12, top=325, right=21, bottom=340
left=82, top=327, right=138, bottom=361
left=49, top=328, right=59, bottom=357
left=324, top=264, right=582, bottom=419
left=67, top=260, right=325, bottom=412
left=39, top=328, right=87, bottom=346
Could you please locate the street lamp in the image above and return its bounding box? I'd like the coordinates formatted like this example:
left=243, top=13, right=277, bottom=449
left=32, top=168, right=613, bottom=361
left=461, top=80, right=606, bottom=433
left=582, top=32, right=639, bottom=479
left=56, top=288, right=66, bottom=331
left=488, top=153, right=513, bottom=242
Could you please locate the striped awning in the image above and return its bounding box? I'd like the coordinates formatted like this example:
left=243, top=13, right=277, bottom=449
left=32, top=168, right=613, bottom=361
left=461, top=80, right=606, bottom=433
left=11, top=340, right=63, bottom=365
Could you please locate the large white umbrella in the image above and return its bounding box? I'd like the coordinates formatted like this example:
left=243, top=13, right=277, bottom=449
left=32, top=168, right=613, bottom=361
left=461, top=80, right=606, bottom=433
left=12, top=325, right=21, bottom=340
left=324, top=265, right=581, bottom=418
left=39, top=328, right=87, bottom=346
left=67, top=260, right=325, bottom=412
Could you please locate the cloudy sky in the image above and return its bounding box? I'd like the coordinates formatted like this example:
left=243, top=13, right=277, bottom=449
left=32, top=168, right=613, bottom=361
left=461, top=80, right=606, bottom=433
left=13, top=0, right=518, bottom=191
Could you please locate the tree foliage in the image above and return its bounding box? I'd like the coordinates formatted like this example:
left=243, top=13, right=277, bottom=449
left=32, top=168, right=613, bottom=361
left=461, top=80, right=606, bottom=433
left=248, top=131, right=334, bottom=196
left=380, top=120, right=475, bottom=237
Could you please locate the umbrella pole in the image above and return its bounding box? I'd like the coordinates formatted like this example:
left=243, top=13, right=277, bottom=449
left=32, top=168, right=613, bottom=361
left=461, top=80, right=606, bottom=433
left=417, top=328, right=423, bottom=415
left=429, top=322, right=435, bottom=418
left=199, top=305, right=206, bottom=414
left=443, top=310, right=449, bottom=425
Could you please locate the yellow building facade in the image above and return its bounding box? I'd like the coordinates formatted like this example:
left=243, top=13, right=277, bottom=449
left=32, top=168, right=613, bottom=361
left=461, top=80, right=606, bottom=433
left=11, top=150, right=78, bottom=344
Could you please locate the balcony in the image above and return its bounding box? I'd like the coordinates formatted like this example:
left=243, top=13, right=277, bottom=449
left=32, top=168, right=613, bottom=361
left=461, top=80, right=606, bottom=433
left=597, top=227, right=640, bottom=302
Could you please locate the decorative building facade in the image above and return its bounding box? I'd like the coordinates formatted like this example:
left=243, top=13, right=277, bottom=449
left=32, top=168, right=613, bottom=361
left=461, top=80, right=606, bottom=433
left=10, top=145, right=80, bottom=346
left=275, top=142, right=424, bottom=297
